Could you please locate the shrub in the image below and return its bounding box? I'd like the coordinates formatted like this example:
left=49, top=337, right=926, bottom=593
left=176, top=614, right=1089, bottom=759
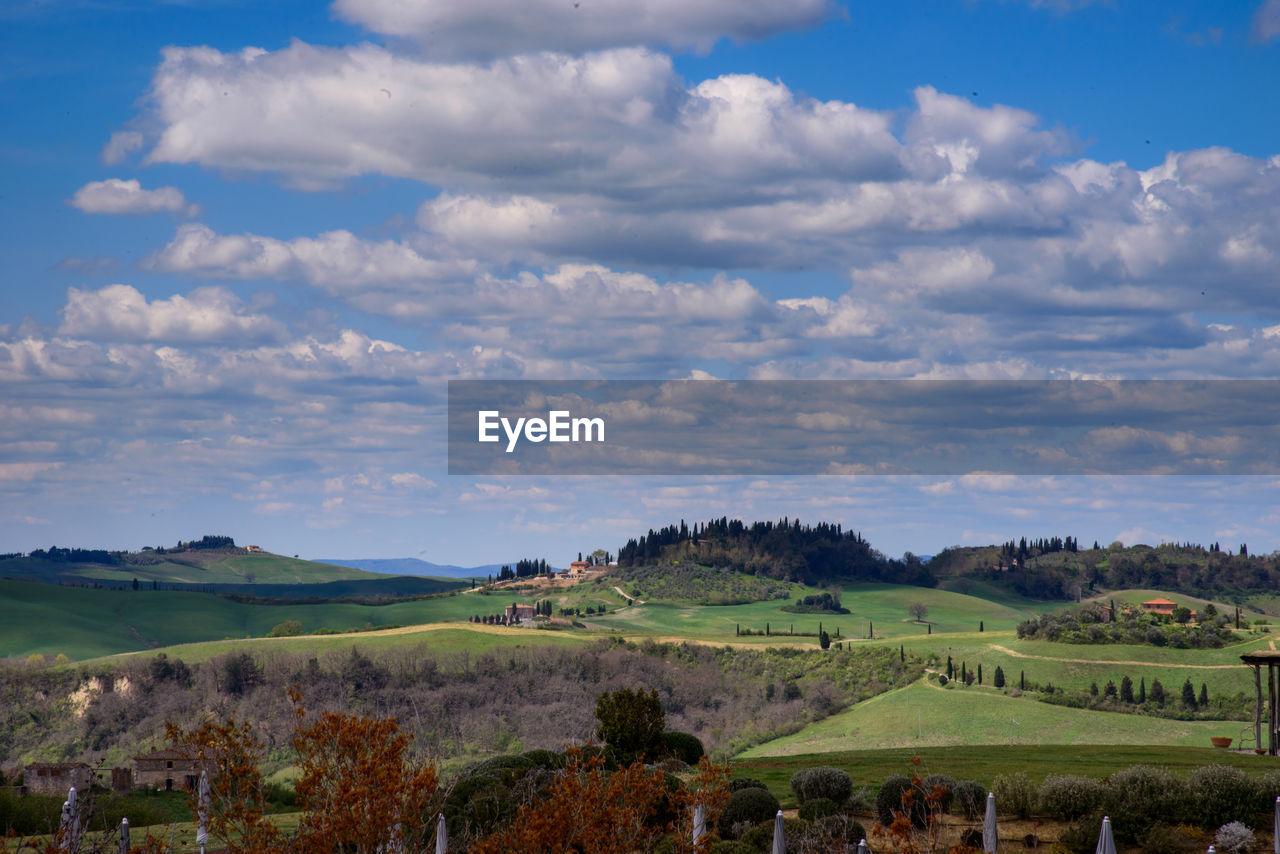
left=662, top=731, right=705, bottom=765
left=728, top=777, right=769, bottom=793
left=709, top=842, right=756, bottom=854
left=950, top=779, right=986, bottom=820
left=1215, top=822, right=1256, bottom=854
left=921, top=774, right=956, bottom=814
left=1142, top=821, right=1200, bottom=854
left=1103, top=766, right=1186, bottom=842
left=992, top=772, right=1035, bottom=820
left=876, top=774, right=929, bottom=828
left=791, top=765, right=853, bottom=806
left=798, top=797, right=840, bottom=821
left=1038, top=774, right=1103, bottom=821
left=814, top=814, right=866, bottom=846
left=719, top=787, right=780, bottom=838
left=740, top=817, right=808, bottom=850
left=1058, top=814, right=1104, bottom=854
left=1256, top=769, right=1280, bottom=809
left=1186, top=765, right=1257, bottom=827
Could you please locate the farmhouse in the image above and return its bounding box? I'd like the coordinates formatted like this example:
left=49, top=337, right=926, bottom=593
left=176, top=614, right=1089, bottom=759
left=569, top=561, right=591, bottom=577
left=504, top=603, right=536, bottom=624
left=22, top=762, right=92, bottom=796
left=132, top=748, right=215, bottom=792
left=1141, top=597, right=1178, bottom=615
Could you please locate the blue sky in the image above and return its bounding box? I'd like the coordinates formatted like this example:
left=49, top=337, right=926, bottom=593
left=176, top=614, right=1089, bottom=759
left=3, top=0, right=1280, bottom=566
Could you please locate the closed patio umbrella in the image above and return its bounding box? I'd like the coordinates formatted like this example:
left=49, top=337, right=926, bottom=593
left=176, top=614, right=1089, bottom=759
left=1096, top=816, right=1117, bottom=854
left=771, top=809, right=785, bottom=854
left=983, top=792, right=997, bottom=854
left=119, top=817, right=129, bottom=854
left=693, top=803, right=706, bottom=847
left=435, top=813, right=447, bottom=854
left=196, top=771, right=210, bottom=854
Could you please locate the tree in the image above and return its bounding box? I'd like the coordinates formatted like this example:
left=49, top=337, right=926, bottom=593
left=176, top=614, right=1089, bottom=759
left=1181, top=679, right=1197, bottom=709
left=908, top=602, right=929, bottom=621
left=1120, top=675, right=1134, bottom=703
left=1139, top=677, right=1146, bottom=704
left=1199, top=683, right=1209, bottom=707
left=993, top=666, right=1005, bottom=689
left=819, top=629, right=831, bottom=650
left=290, top=688, right=437, bottom=854
left=164, top=717, right=286, bottom=854
left=595, top=688, right=665, bottom=764
left=1104, top=680, right=1117, bottom=700
left=1150, top=678, right=1166, bottom=705
left=1172, top=606, right=1192, bottom=624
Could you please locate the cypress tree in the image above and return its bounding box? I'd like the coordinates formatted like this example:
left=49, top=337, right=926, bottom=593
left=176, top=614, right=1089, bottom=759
left=1181, top=679, right=1197, bottom=709
left=979, top=621, right=984, bottom=632
left=1199, top=683, right=1209, bottom=707
left=1120, top=675, right=1134, bottom=703
left=1090, top=682, right=1099, bottom=697
left=1151, top=678, right=1166, bottom=705
left=994, top=666, right=1005, bottom=688
left=947, top=656, right=953, bottom=679
left=900, top=645, right=905, bottom=663
left=1020, top=670, right=1025, bottom=690
left=978, top=664, right=983, bottom=685
left=1139, top=677, right=1146, bottom=704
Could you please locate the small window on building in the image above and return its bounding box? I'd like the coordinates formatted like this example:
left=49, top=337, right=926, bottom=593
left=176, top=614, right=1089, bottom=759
left=166, top=760, right=173, bottom=769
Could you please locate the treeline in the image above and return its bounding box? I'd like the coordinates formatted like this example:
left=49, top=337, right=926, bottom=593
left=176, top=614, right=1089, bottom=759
left=1016, top=603, right=1239, bottom=648
left=496, top=557, right=550, bottom=581
left=616, top=517, right=936, bottom=587
left=25, top=547, right=117, bottom=565
left=933, top=540, right=1280, bottom=601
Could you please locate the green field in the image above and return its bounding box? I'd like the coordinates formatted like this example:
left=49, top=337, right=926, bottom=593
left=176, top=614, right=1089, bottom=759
left=1, top=552, right=383, bottom=586
left=734, top=743, right=1279, bottom=807
left=582, top=582, right=1057, bottom=641
left=741, top=677, right=1255, bottom=757
left=83, top=624, right=590, bottom=666
left=0, top=580, right=560, bottom=659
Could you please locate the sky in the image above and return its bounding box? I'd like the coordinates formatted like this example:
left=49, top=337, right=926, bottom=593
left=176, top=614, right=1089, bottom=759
left=3, top=0, right=1280, bottom=566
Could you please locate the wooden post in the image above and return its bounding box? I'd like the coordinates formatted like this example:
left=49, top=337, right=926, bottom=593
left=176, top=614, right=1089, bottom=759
left=1270, top=664, right=1277, bottom=756
left=1255, top=664, right=1263, bottom=753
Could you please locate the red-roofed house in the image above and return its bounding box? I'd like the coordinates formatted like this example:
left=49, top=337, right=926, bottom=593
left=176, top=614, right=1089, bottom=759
left=1142, top=598, right=1178, bottom=615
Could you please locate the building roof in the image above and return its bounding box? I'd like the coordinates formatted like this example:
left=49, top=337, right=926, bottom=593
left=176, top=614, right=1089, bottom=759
left=25, top=762, right=90, bottom=769
left=132, top=748, right=193, bottom=761
left=1143, top=598, right=1178, bottom=605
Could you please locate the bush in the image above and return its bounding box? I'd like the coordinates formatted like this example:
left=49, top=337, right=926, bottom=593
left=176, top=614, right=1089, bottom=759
left=1256, top=769, right=1280, bottom=809
left=921, top=774, right=955, bottom=814
left=741, top=817, right=808, bottom=851
left=992, top=772, right=1034, bottom=820
left=728, top=777, right=769, bottom=793
left=798, top=798, right=840, bottom=821
left=814, top=814, right=866, bottom=846
left=662, top=730, right=705, bottom=765
left=1038, top=774, right=1103, bottom=821
left=1103, top=766, right=1186, bottom=842
left=791, top=765, right=853, bottom=806
left=1058, top=814, right=1104, bottom=854
left=719, top=787, right=780, bottom=838
left=1186, top=765, right=1257, bottom=828
left=877, top=774, right=928, bottom=828
left=709, top=842, right=756, bottom=854
left=952, top=779, right=987, bottom=820
left=1142, top=821, right=1201, bottom=854
left=1215, top=822, right=1256, bottom=854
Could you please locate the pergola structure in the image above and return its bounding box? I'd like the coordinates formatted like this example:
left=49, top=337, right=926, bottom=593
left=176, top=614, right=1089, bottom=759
left=1241, top=650, right=1280, bottom=755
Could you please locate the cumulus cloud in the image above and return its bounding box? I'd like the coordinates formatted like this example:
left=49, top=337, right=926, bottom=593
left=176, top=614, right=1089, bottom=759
left=69, top=178, right=199, bottom=216
left=58, top=284, right=285, bottom=344
left=100, top=131, right=144, bottom=165
left=332, top=0, right=829, bottom=58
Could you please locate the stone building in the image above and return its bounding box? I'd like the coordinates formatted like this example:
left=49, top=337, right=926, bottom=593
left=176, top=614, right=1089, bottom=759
left=22, top=763, right=92, bottom=796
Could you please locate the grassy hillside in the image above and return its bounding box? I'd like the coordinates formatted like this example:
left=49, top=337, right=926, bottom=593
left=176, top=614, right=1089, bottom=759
left=0, top=551, right=383, bottom=586
left=735, top=744, right=1277, bottom=807
left=0, top=580, right=554, bottom=659
left=740, top=676, right=1253, bottom=756
left=582, top=582, right=1056, bottom=641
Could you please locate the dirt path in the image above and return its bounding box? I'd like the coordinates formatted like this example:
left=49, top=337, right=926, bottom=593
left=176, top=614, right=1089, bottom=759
left=614, top=585, right=644, bottom=605
left=987, top=643, right=1243, bottom=670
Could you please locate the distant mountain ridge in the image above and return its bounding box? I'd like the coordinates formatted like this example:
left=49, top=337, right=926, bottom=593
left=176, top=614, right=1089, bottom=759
left=316, top=557, right=516, bottom=578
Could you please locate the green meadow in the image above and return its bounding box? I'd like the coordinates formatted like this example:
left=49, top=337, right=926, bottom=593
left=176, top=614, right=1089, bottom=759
left=740, top=676, right=1252, bottom=757
left=0, top=580, right=557, bottom=659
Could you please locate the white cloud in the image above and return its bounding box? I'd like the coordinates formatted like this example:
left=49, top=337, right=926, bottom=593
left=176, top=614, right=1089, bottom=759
left=69, top=178, right=199, bottom=216
left=58, top=284, right=286, bottom=344
left=332, top=0, right=829, bottom=58
left=1253, top=0, right=1280, bottom=42
left=100, top=131, right=144, bottom=165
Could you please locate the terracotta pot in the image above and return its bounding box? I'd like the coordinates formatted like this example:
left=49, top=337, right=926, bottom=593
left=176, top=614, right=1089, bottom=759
left=1210, top=736, right=1232, bottom=749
